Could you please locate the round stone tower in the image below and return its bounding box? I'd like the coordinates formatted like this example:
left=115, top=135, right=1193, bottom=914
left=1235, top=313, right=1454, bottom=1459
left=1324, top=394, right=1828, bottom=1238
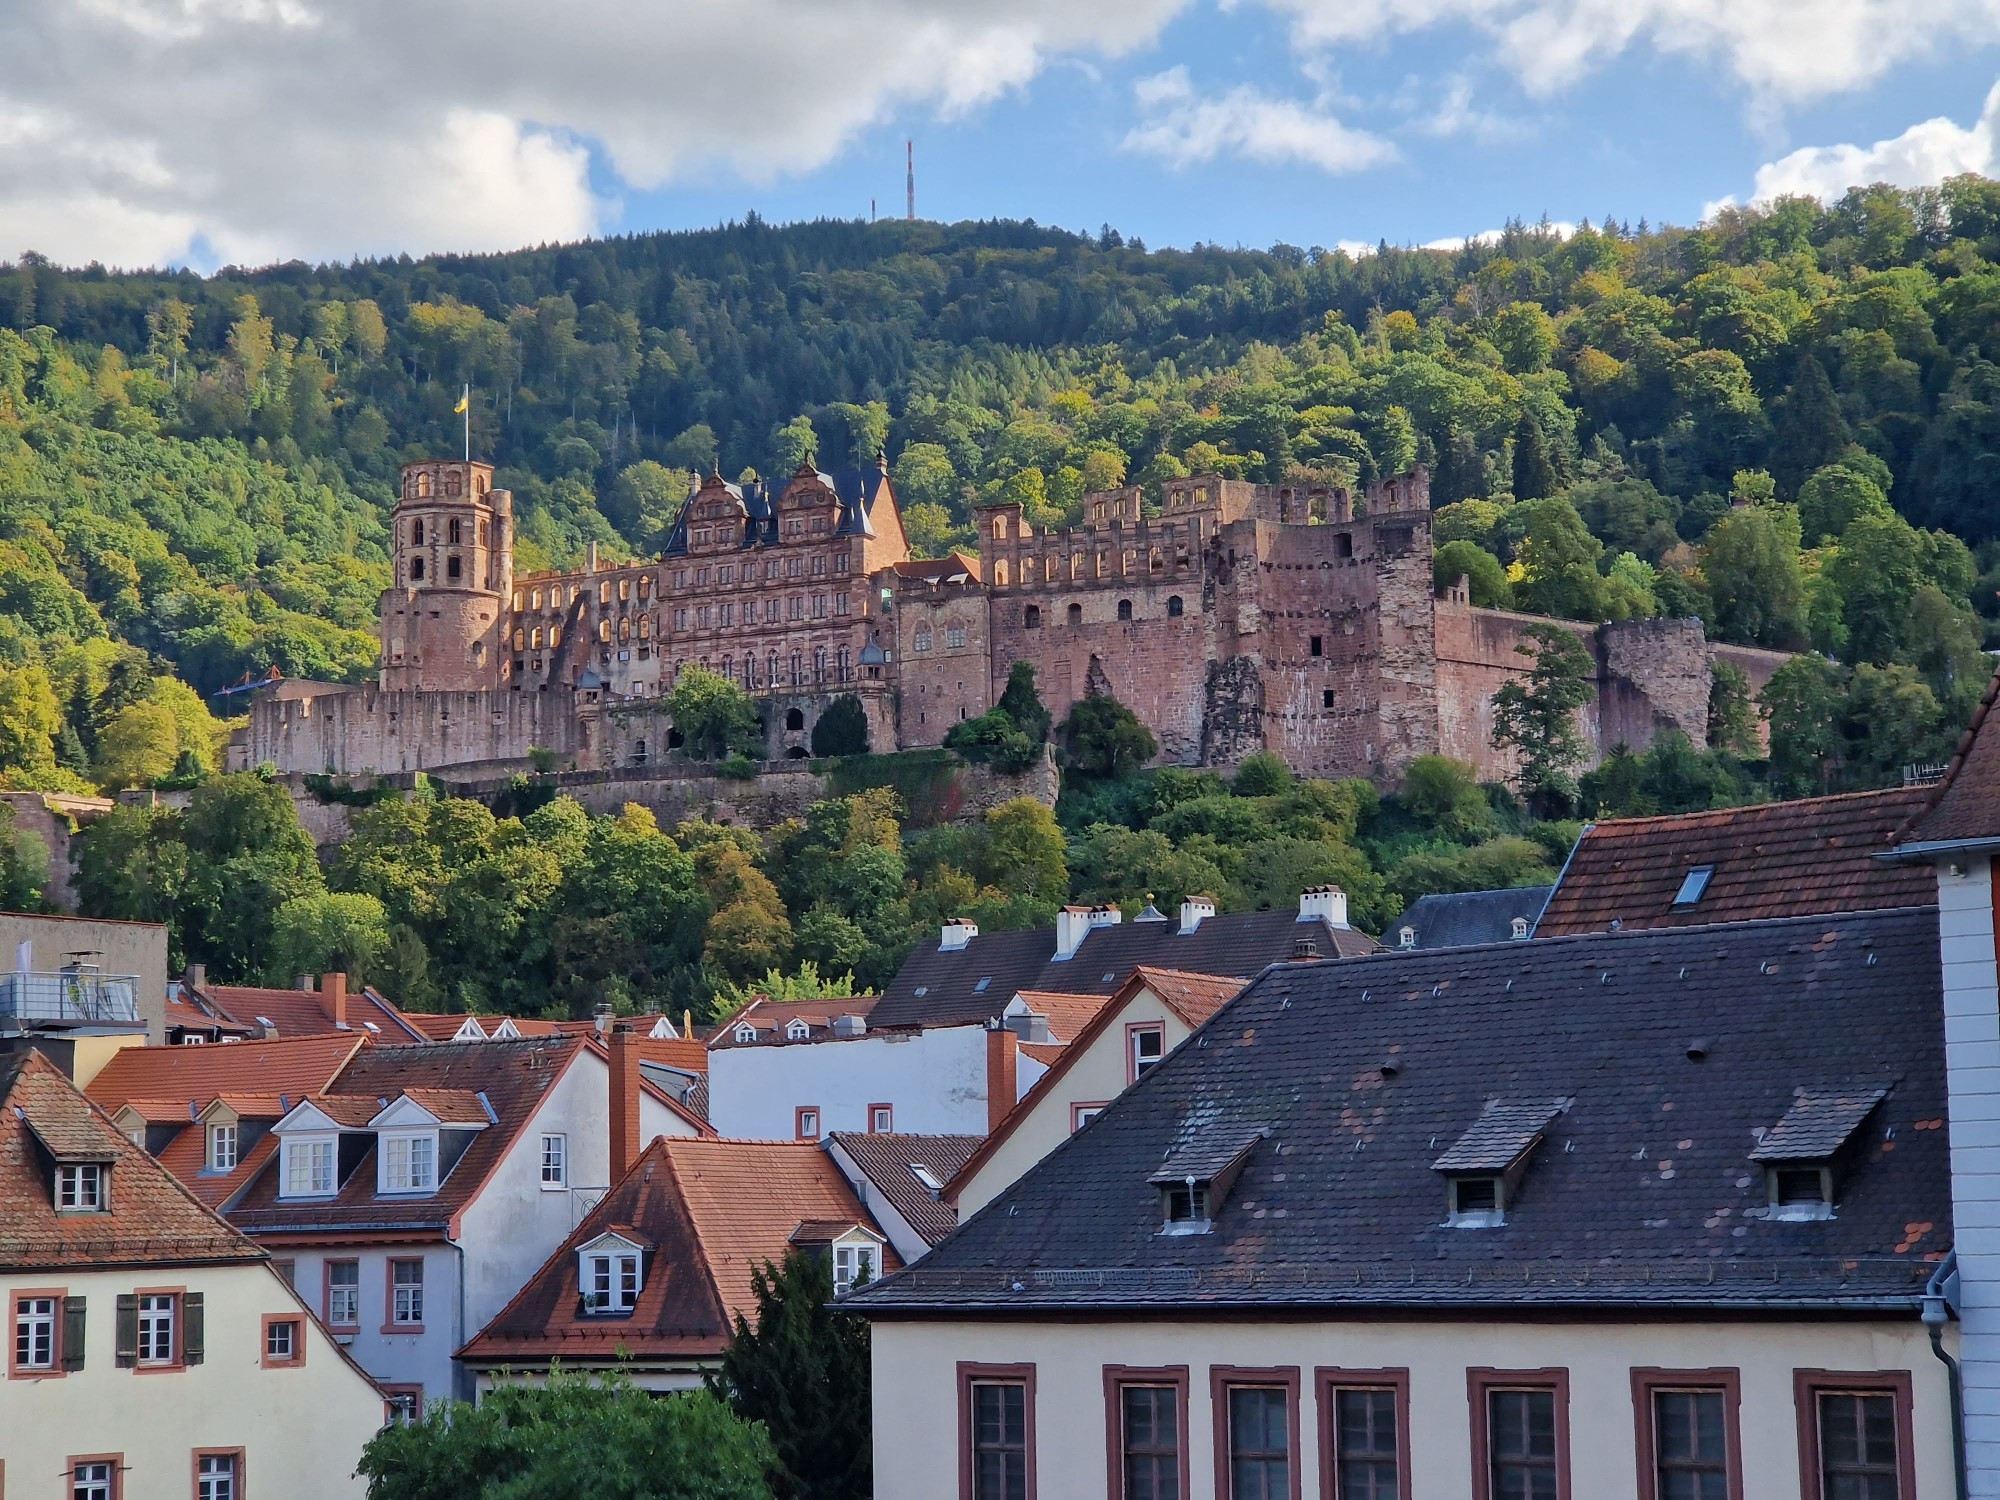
left=379, top=459, right=513, bottom=692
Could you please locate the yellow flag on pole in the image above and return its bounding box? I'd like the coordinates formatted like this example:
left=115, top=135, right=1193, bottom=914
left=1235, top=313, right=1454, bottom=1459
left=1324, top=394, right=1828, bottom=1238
left=453, top=386, right=470, bottom=415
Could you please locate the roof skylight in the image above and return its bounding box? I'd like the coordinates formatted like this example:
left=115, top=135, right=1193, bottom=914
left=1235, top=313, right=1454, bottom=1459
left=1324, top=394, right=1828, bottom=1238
left=1672, top=865, right=1714, bottom=907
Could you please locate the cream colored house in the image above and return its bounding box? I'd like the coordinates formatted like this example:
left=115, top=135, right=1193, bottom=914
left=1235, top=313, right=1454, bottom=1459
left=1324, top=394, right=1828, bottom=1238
left=1, top=1047, right=386, bottom=1499
left=850, top=906, right=1957, bottom=1500
left=950, top=966, right=1245, bottom=1218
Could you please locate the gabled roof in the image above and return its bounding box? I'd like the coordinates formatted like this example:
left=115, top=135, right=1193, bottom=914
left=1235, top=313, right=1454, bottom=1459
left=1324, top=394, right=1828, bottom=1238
left=227, top=1037, right=587, bottom=1233
left=1535, top=789, right=1934, bottom=937
left=853, top=907, right=1949, bottom=1315
left=874, top=908, right=1368, bottom=1030
left=460, top=1136, right=898, bottom=1366
left=891, top=553, right=983, bottom=585
left=85, top=1034, right=364, bottom=1118
left=163, top=995, right=259, bottom=1039
left=661, top=465, right=893, bottom=557
left=1902, top=662, right=2000, bottom=846
left=190, top=982, right=427, bottom=1042
left=828, top=1132, right=982, bottom=1246
left=1009, top=991, right=1114, bottom=1044
left=943, top=968, right=1246, bottom=1205
left=1389, top=886, right=1552, bottom=949
left=707, top=995, right=881, bottom=1049
left=1, top=1050, right=263, bottom=1272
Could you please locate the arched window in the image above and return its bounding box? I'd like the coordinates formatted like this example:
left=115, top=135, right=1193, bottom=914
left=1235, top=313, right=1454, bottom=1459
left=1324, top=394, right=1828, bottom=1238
left=721, top=655, right=732, bottom=680
left=1167, top=595, right=1184, bottom=617
left=992, top=517, right=1007, bottom=541
left=410, top=557, right=425, bottom=581
left=531, top=627, right=543, bottom=649
left=416, top=473, right=432, bottom=498
left=633, top=738, right=648, bottom=765
left=512, top=628, right=525, bottom=650
left=598, top=581, right=610, bottom=605
left=639, top=575, right=653, bottom=599
left=1067, top=602, right=1082, bottom=626
left=445, top=472, right=462, bottom=498
left=446, top=555, right=461, bottom=581
left=531, top=588, right=542, bottom=610
left=449, top=517, right=463, bottom=544
left=637, top=615, right=651, bottom=639
left=599, top=620, right=611, bottom=642
left=1117, top=598, right=1133, bottom=621
left=412, top=519, right=425, bottom=546
left=619, top=578, right=631, bottom=601
left=550, top=625, right=561, bottom=647
left=813, top=648, right=826, bottom=682
left=838, top=648, right=850, bottom=680
left=1024, top=605, right=1042, bottom=629
left=786, top=707, right=805, bottom=731
left=768, top=652, right=779, bottom=686
left=790, top=651, right=803, bottom=685
left=618, top=618, right=630, bottom=642
left=994, top=560, right=1009, bottom=586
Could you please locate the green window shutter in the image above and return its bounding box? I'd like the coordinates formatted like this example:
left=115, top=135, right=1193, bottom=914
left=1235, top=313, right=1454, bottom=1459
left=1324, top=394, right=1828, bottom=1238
left=114, top=1293, right=138, bottom=1368
left=61, top=1296, right=86, bottom=1371
left=183, top=1291, right=204, bottom=1365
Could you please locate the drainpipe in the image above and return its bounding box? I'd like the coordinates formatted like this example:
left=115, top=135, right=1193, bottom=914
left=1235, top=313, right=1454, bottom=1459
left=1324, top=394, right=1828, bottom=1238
left=1924, top=1252, right=1968, bottom=1500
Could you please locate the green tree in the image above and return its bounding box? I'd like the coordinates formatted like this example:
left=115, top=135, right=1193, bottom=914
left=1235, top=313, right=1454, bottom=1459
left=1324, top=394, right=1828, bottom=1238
left=1762, top=655, right=1849, bottom=796
left=977, top=799, right=1068, bottom=908
left=709, top=1247, right=870, bottom=1500
left=995, top=661, right=1053, bottom=744
left=93, top=700, right=180, bottom=789
left=773, top=414, right=818, bottom=470
left=1058, top=691, right=1158, bottom=779
left=1232, top=751, right=1293, bottom=798
left=668, top=666, right=763, bottom=761
left=696, top=840, right=793, bottom=988
left=268, top=892, right=391, bottom=985
left=1514, top=498, right=1606, bottom=620
left=1432, top=540, right=1512, bottom=607
left=1491, top=622, right=1597, bottom=815
left=1768, top=353, right=1853, bottom=497
left=1706, top=660, right=1760, bottom=756
left=1511, top=413, right=1559, bottom=501
left=358, top=1373, right=774, bottom=1500
left=0, top=663, right=65, bottom=784
left=1700, top=505, right=1807, bottom=648
left=1492, top=301, right=1558, bottom=374
left=1398, top=755, right=1492, bottom=837
left=1798, top=463, right=1892, bottom=545
left=810, top=696, right=870, bottom=758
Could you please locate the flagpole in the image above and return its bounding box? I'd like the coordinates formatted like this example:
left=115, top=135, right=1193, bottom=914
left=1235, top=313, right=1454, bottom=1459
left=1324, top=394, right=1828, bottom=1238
left=463, top=384, right=471, bottom=461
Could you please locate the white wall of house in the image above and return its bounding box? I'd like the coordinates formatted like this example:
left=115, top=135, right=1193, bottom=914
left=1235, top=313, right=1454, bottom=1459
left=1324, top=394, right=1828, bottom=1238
left=707, top=1026, right=1046, bottom=1139
left=956, top=990, right=1194, bottom=1217
left=1, top=1260, right=384, bottom=1499
left=871, top=1315, right=1954, bottom=1500
left=271, top=1245, right=460, bottom=1404
left=1933, top=854, right=2000, bottom=1495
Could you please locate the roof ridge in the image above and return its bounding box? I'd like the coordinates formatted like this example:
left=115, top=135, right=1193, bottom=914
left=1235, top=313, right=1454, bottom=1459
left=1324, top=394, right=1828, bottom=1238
left=1581, top=785, right=1925, bottom=831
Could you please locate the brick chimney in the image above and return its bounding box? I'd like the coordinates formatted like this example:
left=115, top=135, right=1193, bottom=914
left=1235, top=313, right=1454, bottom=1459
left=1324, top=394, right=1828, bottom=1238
left=320, top=972, right=348, bottom=1030
left=609, top=1023, right=641, bottom=1182
left=985, top=1023, right=1018, bottom=1132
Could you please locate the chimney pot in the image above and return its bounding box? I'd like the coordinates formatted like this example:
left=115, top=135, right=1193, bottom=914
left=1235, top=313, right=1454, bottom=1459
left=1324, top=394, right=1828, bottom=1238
left=296, top=973, right=314, bottom=993
left=186, top=962, right=207, bottom=990
left=320, top=972, right=348, bottom=1030
left=609, top=1023, right=642, bottom=1182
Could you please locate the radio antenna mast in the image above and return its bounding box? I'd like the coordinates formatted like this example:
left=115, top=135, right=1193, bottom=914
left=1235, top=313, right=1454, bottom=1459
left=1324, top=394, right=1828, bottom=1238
left=906, top=140, right=915, bottom=221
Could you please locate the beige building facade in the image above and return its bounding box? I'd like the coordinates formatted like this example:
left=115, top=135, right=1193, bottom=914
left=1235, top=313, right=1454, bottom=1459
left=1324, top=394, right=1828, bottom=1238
left=870, top=1315, right=1953, bottom=1499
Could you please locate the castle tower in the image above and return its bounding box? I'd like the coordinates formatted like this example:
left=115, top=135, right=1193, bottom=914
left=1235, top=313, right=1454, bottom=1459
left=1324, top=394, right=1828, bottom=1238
left=379, top=459, right=513, bottom=692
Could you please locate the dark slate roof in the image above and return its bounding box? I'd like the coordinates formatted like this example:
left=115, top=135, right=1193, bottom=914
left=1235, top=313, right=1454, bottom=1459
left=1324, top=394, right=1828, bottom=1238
left=830, top=1132, right=981, bottom=1247
left=874, top=909, right=1376, bottom=1029
left=1905, top=663, right=2000, bottom=846
left=848, top=906, right=1949, bottom=1315
left=1750, top=1087, right=1890, bottom=1162
left=1432, top=1098, right=1571, bottom=1172
left=1536, top=790, right=1933, bottom=937
left=1389, top=886, right=1552, bottom=949
left=661, top=465, right=890, bottom=557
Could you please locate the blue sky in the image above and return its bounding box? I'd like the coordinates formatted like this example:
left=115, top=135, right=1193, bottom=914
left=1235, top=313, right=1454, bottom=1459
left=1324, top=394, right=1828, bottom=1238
left=7, top=0, right=2000, bottom=270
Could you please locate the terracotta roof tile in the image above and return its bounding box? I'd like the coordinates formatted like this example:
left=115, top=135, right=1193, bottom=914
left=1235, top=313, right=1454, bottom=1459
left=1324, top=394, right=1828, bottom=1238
left=461, top=1137, right=897, bottom=1366
left=1904, top=664, right=2000, bottom=845
left=86, top=1034, right=363, bottom=1116
left=1, top=1051, right=262, bottom=1271
left=194, top=983, right=427, bottom=1041
left=155, top=1127, right=279, bottom=1209
left=708, top=996, right=882, bottom=1049
left=829, top=1132, right=980, bottom=1246
left=1535, top=788, right=1935, bottom=937
left=1010, top=991, right=1113, bottom=1044
left=1130, top=967, right=1245, bottom=1028
left=399, top=1088, right=495, bottom=1124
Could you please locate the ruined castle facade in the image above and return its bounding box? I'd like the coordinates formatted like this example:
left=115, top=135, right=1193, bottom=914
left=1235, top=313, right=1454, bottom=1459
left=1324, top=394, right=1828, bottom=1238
left=234, top=457, right=1784, bottom=784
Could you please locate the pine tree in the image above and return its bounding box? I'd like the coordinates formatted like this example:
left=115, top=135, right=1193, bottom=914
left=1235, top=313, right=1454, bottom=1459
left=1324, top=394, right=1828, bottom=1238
left=709, top=1248, right=872, bottom=1500
left=1511, top=413, right=1557, bottom=501
left=995, top=660, right=1051, bottom=743
left=1767, top=353, right=1851, bottom=498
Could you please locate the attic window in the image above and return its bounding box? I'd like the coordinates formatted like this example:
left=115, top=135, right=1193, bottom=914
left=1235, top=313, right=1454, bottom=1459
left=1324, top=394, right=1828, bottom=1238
left=1451, top=1176, right=1500, bottom=1219
left=833, top=1240, right=878, bottom=1294
left=1162, top=1181, right=1209, bottom=1229
left=734, top=1022, right=758, bottom=1043
left=1434, top=1097, right=1571, bottom=1228
left=1750, top=1085, right=1887, bottom=1222
left=381, top=1132, right=438, bottom=1194
left=56, top=1162, right=106, bottom=1213
left=1673, top=865, right=1715, bottom=908
left=1510, top=917, right=1530, bottom=940
left=786, top=1019, right=811, bottom=1041
left=1398, top=926, right=1416, bottom=949
left=974, top=976, right=992, bottom=992
left=910, top=1163, right=944, bottom=1194
left=582, top=1250, right=641, bottom=1314
left=207, top=1124, right=238, bottom=1172
left=1150, top=1130, right=1262, bottom=1236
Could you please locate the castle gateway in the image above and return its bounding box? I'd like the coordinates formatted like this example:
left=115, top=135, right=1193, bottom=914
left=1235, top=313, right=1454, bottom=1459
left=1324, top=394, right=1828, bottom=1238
left=233, top=456, right=1784, bottom=782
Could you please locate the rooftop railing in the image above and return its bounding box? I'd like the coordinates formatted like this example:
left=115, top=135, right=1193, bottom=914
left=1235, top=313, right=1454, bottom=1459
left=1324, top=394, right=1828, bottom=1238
left=0, top=971, right=142, bottom=1025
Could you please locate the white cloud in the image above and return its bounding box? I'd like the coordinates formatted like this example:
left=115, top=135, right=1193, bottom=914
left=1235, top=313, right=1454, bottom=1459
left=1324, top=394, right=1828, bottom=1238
left=1242, top=0, right=2000, bottom=107
left=1419, top=222, right=1573, bottom=250
left=1741, top=80, right=2000, bottom=203
left=1123, top=66, right=1396, bottom=172
left=0, top=0, right=1188, bottom=267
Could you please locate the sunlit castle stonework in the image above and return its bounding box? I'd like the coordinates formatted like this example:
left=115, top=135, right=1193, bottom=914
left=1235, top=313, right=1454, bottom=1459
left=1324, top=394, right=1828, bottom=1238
left=233, top=454, right=1785, bottom=781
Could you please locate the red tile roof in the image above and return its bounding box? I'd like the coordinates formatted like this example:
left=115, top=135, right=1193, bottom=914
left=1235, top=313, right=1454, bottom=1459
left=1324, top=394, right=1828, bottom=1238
left=1011, top=991, right=1114, bottom=1044
left=1, top=1050, right=263, bottom=1271
left=1534, top=788, right=1937, bottom=937
left=460, top=1137, right=896, bottom=1366
left=194, top=983, right=426, bottom=1041
left=708, top=995, right=882, bottom=1049
left=86, top=1034, right=364, bottom=1117
left=1906, top=664, right=2000, bottom=845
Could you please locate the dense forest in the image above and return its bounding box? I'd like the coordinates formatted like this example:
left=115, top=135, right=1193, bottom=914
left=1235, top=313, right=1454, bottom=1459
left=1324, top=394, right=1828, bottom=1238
left=7, top=183, right=2000, bottom=1010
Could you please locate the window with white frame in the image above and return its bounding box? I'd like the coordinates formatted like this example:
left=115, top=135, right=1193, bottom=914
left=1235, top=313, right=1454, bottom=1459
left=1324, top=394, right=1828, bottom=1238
left=540, top=1133, right=567, bottom=1187
left=265, top=1317, right=299, bottom=1364
left=73, top=1461, right=115, bottom=1500
left=391, top=1259, right=424, bottom=1325
left=734, top=1022, right=758, bottom=1043
left=196, top=1452, right=238, bottom=1500
left=832, top=1240, right=877, bottom=1294
left=56, top=1162, right=105, bottom=1211
left=207, top=1123, right=238, bottom=1172
left=381, top=1132, right=438, bottom=1193
left=786, top=1018, right=811, bottom=1040
left=583, top=1252, right=641, bottom=1313
left=326, top=1260, right=359, bottom=1327
left=869, top=1104, right=894, bottom=1134
left=1129, top=1025, right=1165, bottom=1082
left=137, top=1293, right=175, bottom=1364
left=15, top=1294, right=56, bottom=1369
left=283, top=1137, right=335, bottom=1196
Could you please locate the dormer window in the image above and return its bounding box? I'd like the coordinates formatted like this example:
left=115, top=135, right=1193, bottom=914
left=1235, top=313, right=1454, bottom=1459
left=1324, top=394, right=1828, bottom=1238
left=1510, top=917, right=1530, bottom=940
left=583, top=1252, right=640, bottom=1313
left=786, top=1018, right=811, bottom=1041
left=1161, top=1180, right=1209, bottom=1229
left=833, top=1240, right=877, bottom=1294
left=1150, top=1130, right=1262, bottom=1236
left=207, top=1123, right=238, bottom=1172
left=734, top=1022, right=758, bottom=1043
left=1750, top=1085, right=1886, bottom=1222
left=283, top=1138, right=335, bottom=1197
left=1673, top=865, right=1714, bottom=908
left=1398, top=926, right=1416, bottom=949
left=381, top=1132, right=438, bottom=1194
left=1434, top=1097, right=1571, bottom=1229
left=57, top=1162, right=106, bottom=1212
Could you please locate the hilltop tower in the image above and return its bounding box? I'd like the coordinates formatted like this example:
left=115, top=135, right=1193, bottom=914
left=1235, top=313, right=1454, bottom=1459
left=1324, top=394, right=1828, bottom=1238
left=379, top=458, right=513, bottom=692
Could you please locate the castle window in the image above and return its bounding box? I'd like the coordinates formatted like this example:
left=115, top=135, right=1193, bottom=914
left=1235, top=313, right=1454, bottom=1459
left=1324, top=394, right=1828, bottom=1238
left=1323, top=689, right=1336, bottom=708
left=812, top=555, right=826, bottom=576
left=768, top=652, right=779, bottom=685
left=1068, top=602, right=1083, bottom=626
left=787, top=557, right=802, bottom=579
left=619, top=618, right=630, bottom=642
left=838, top=648, right=851, bottom=680
left=410, top=557, right=425, bottom=581
left=720, top=604, right=733, bottom=627
left=791, top=651, right=802, bottom=685
left=765, top=600, right=780, bottom=623
left=1167, top=596, right=1184, bottom=617
left=788, top=596, right=804, bottom=621
left=1025, top=605, right=1042, bottom=629
left=993, top=517, right=1007, bottom=541
left=531, top=628, right=543, bottom=649
left=413, top=519, right=425, bottom=545
left=947, top=624, right=967, bottom=649
left=1117, top=599, right=1133, bottom=622
left=599, top=582, right=610, bottom=605
left=915, top=629, right=933, bottom=653
left=697, top=567, right=711, bottom=586
left=1310, top=635, right=1324, bottom=657
left=479, top=519, right=489, bottom=546
left=640, top=575, right=653, bottom=598
left=599, top=620, right=611, bottom=642
left=638, top=615, right=652, bottom=638
left=447, top=555, right=461, bottom=581
left=619, top=579, right=631, bottom=601
left=513, top=628, right=526, bottom=650
left=446, top=472, right=463, bottom=497
left=836, top=593, right=850, bottom=615
left=550, top=625, right=561, bottom=647
left=836, top=554, right=850, bottom=574
left=416, top=473, right=432, bottom=498
left=814, top=648, right=827, bottom=681
left=530, top=588, right=541, bottom=610
left=787, top=708, right=805, bottom=731
left=512, top=590, right=524, bottom=610
left=448, top=518, right=462, bottom=544
left=994, top=561, right=1009, bottom=586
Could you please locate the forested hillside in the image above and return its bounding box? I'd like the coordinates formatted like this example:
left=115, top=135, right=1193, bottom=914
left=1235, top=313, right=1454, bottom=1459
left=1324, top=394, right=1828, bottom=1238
left=8, top=184, right=2000, bottom=1005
